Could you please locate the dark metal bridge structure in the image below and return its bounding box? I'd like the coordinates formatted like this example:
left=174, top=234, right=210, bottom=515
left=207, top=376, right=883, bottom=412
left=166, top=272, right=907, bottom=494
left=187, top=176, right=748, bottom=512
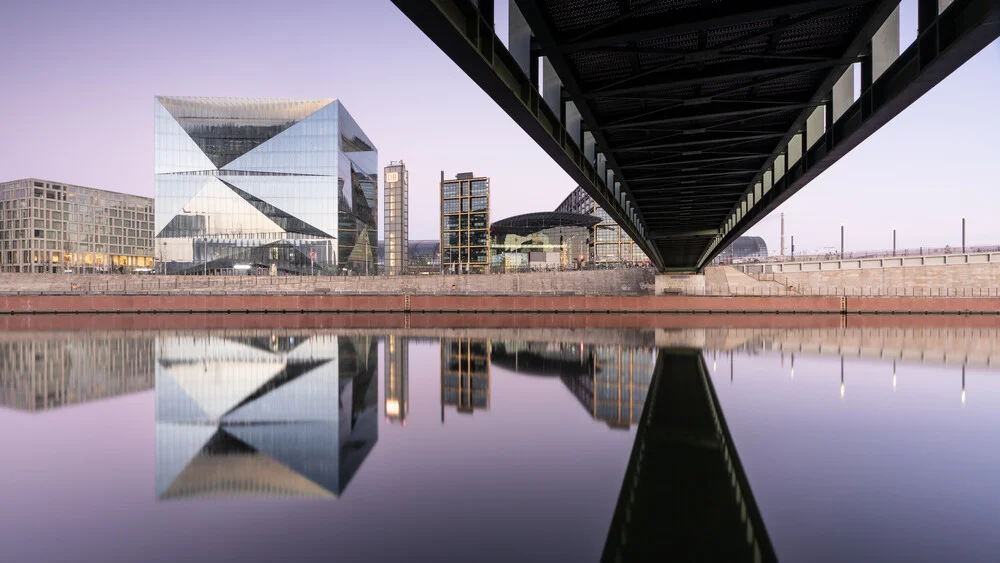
left=392, top=0, right=1000, bottom=271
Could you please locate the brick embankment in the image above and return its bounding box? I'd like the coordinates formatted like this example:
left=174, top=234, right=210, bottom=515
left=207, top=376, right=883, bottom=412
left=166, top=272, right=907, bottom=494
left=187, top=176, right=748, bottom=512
left=0, top=293, right=997, bottom=314
left=1, top=312, right=998, bottom=333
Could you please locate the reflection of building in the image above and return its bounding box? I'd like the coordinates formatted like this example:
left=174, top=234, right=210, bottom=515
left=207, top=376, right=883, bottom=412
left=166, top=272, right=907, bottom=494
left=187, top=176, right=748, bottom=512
left=440, top=172, right=490, bottom=274
left=490, top=340, right=593, bottom=377
left=0, top=178, right=155, bottom=273
left=441, top=338, right=490, bottom=418
left=154, top=97, right=378, bottom=275
left=383, top=161, right=408, bottom=276
left=385, top=335, right=408, bottom=424
left=0, top=334, right=154, bottom=411
left=562, top=346, right=656, bottom=428
left=155, top=333, right=378, bottom=499
left=377, top=240, right=440, bottom=273
left=490, top=212, right=599, bottom=272
left=555, top=186, right=648, bottom=265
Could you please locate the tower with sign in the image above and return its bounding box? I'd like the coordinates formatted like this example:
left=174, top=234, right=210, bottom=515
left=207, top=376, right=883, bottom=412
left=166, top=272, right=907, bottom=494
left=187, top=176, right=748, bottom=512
left=384, top=161, right=409, bottom=275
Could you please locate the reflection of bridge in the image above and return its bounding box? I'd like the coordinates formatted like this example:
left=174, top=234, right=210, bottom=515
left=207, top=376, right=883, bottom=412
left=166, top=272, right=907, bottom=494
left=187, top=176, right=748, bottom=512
left=394, top=0, right=1000, bottom=271
left=602, top=350, right=776, bottom=562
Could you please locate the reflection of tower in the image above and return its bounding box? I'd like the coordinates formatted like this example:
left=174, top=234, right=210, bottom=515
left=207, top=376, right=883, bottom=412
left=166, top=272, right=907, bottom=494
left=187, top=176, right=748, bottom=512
left=155, top=332, right=378, bottom=499
left=385, top=335, right=409, bottom=424
left=440, top=338, right=491, bottom=420
left=561, top=345, right=656, bottom=428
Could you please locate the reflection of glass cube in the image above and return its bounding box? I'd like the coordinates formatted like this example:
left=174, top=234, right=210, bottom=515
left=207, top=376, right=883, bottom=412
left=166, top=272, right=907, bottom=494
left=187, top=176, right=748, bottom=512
left=155, top=334, right=378, bottom=499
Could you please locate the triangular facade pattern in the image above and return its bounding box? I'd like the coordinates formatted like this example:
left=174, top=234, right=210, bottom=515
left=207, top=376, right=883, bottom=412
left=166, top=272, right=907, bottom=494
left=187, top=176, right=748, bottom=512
left=153, top=96, right=377, bottom=275
left=154, top=334, right=378, bottom=500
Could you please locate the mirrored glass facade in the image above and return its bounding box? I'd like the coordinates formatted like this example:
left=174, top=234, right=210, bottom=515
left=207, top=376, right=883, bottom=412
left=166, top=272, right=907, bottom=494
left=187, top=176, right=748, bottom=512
left=154, top=97, right=377, bottom=275
left=555, top=186, right=650, bottom=266
left=0, top=178, right=154, bottom=273
left=440, top=172, right=490, bottom=274
left=155, top=332, right=378, bottom=499
left=490, top=212, right=598, bottom=272
left=384, top=161, right=408, bottom=275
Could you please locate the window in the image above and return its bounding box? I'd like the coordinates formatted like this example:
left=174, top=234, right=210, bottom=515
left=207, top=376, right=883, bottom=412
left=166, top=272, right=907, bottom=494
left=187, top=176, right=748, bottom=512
left=470, top=180, right=488, bottom=195
left=461, top=182, right=469, bottom=196
left=443, top=182, right=459, bottom=197
left=470, top=197, right=487, bottom=212
left=443, top=200, right=459, bottom=214
left=461, top=199, right=469, bottom=212
left=470, top=214, right=488, bottom=229
left=444, top=216, right=459, bottom=230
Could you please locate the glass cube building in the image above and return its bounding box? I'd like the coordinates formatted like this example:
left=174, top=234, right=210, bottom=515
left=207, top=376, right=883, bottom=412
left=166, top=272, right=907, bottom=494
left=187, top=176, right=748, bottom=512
left=154, top=97, right=378, bottom=275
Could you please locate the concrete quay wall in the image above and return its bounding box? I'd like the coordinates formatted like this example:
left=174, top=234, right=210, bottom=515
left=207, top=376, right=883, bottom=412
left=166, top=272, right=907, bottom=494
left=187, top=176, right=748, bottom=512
left=0, top=269, right=656, bottom=296
left=779, top=262, right=1000, bottom=293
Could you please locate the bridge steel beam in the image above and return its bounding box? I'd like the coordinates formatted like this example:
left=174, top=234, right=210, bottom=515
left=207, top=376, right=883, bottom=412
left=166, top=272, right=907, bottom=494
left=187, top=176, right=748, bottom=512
left=700, top=0, right=1000, bottom=269
left=390, top=0, right=663, bottom=269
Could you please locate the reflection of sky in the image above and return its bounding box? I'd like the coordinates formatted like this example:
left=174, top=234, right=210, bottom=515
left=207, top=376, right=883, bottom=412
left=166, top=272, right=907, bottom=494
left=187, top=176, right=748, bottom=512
left=711, top=351, right=1000, bottom=563
left=0, top=339, right=636, bottom=563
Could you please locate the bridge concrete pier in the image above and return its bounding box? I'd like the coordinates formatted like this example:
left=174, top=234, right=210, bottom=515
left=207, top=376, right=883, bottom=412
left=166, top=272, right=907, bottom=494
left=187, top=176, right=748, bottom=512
left=654, top=273, right=705, bottom=295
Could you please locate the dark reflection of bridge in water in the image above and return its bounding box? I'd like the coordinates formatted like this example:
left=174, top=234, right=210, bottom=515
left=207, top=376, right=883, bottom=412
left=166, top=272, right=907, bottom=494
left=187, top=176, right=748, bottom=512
left=601, top=350, right=777, bottom=562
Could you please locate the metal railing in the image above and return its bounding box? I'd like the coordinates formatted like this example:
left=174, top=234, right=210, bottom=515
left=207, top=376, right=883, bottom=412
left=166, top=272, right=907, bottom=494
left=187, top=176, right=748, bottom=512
left=725, top=244, right=1000, bottom=265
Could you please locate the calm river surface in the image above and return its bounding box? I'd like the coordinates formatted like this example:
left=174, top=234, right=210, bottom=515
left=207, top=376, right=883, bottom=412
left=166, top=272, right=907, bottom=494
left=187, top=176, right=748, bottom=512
left=0, top=322, right=997, bottom=562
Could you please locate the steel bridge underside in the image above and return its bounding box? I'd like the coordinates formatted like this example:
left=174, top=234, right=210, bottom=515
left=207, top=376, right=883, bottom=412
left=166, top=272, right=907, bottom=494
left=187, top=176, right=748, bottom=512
left=393, top=0, right=1000, bottom=271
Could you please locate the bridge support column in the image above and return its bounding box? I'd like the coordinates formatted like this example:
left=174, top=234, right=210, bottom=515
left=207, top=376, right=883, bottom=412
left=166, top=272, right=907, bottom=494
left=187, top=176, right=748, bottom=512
left=655, top=273, right=705, bottom=295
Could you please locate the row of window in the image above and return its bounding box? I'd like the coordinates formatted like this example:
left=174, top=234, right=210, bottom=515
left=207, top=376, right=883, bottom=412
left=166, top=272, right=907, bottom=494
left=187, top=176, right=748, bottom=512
left=0, top=199, right=152, bottom=224
left=443, top=214, right=488, bottom=230
left=442, top=180, right=489, bottom=198
left=441, top=247, right=490, bottom=264
left=1, top=251, right=153, bottom=266
left=442, top=197, right=488, bottom=214
left=0, top=189, right=151, bottom=214
left=444, top=231, right=489, bottom=246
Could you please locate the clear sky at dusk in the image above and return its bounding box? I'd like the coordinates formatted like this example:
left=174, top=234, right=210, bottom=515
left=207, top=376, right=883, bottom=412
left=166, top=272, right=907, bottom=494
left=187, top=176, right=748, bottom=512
left=1, top=0, right=997, bottom=254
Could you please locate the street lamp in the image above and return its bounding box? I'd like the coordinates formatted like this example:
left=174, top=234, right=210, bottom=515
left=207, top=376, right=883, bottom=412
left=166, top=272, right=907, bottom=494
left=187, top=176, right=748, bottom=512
left=840, top=223, right=844, bottom=258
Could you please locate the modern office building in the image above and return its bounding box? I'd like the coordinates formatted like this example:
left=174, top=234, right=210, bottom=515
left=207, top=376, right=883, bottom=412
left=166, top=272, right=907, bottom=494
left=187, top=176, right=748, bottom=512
left=155, top=331, right=378, bottom=499
left=154, top=97, right=377, bottom=275
left=441, top=338, right=490, bottom=419
left=383, top=161, right=408, bottom=275
left=490, top=212, right=599, bottom=272
left=0, top=178, right=155, bottom=273
left=440, top=172, right=490, bottom=274
left=385, top=335, right=409, bottom=424
left=555, top=186, right=649, bottom=266
left=0, top=332, right=154, bottom=411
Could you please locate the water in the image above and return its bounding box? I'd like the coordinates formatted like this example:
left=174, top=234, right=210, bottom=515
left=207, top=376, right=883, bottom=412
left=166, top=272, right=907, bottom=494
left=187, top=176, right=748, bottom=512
left=0, top=321, right=998, bottom=562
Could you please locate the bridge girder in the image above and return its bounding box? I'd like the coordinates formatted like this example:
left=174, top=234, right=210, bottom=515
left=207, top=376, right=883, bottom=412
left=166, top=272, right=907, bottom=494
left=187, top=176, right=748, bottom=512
left=393, top=0, right=1000, bottom=271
